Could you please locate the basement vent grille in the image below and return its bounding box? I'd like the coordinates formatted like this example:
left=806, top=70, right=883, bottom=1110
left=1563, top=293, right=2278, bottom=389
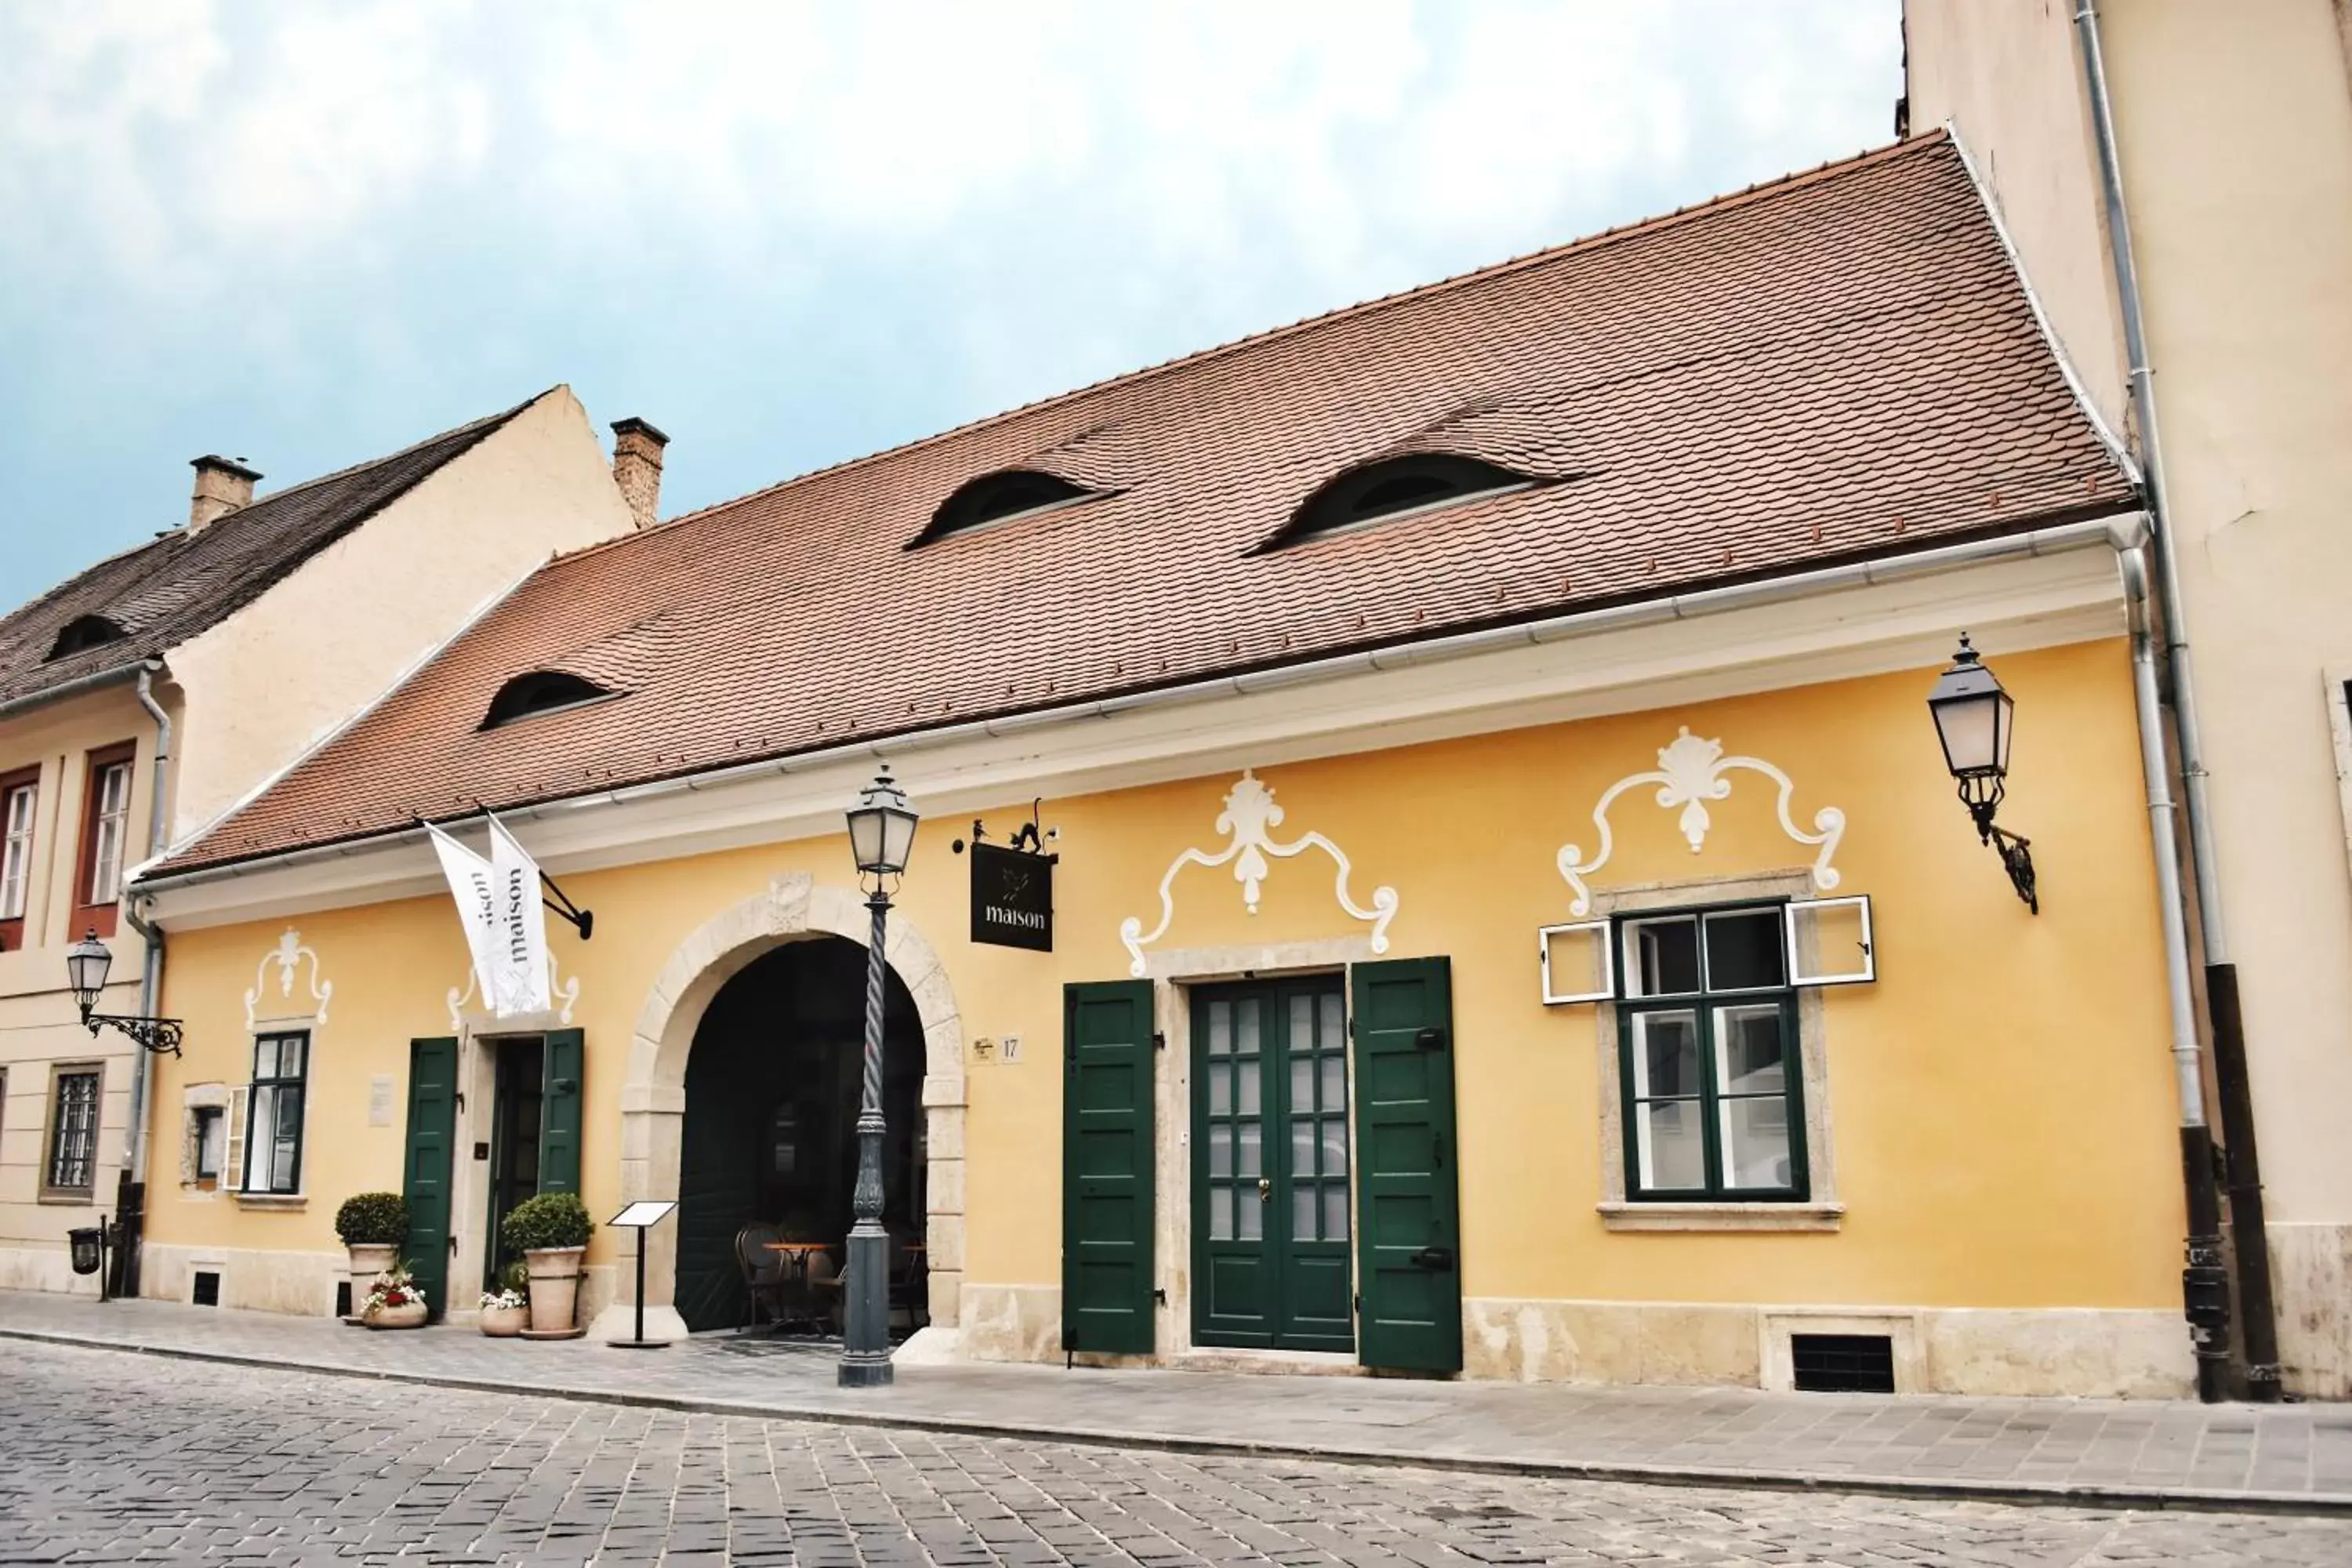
left=1791, top=1333, right=1895, bottom=1393
left=334, top=1280, right=352, bottom=1319
left=191, top=1270, right=221, bottom=1308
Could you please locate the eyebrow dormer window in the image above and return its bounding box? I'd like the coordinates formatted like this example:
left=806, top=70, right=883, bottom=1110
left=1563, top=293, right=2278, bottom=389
left=481, top=670, right=616, bottom=730
left=46, top=615, right=126, bottom=661
left=911, top=469, right=1094, bottom=546
left=1266, top=455, right=1535, bottom=550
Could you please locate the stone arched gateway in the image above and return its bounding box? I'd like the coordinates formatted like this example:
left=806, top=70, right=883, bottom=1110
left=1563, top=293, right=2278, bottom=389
left=587, top=872, right=967, bottom=1350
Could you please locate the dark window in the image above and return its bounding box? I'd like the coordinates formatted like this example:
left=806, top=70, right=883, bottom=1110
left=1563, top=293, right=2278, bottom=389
left=913, top=470, right=1094, bottom=546
left=1617, top=903, right=1807, bottom=1201
left=1791, top=1333, right=1896, bottom=1393
left=0, top=765, right=38, bottom=946
left=45, top=1067, right=101, bottom=1196
left=1269, top=455, right=1532, bottom=550
left=193, top=1270, right=223, bottom=1308
left=244, top=1032, right=308, bottom=1195
left=46, top=615, right=125, bottom=661
left=481, top=670, right=614, bottom=729
left=191, top=1105, right=224, bottom=1182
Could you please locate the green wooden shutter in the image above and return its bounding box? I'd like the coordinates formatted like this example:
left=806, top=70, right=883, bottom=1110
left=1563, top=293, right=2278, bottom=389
left=402, top=1037, right=459, bottom=1323
left=539, top=1028, right=584, bottom=1197
left=1062, top=980, right=1156, bottom=1356
left=1350, top=957, right=1463, bottom=1373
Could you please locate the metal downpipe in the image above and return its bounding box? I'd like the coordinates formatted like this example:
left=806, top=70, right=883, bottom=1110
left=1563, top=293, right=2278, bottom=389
left=2076, top=0, right=2279, bottom=1397
left=117, top=665, right=172, bottom=1298
left=2122, top=547, right=2228, bottom=1402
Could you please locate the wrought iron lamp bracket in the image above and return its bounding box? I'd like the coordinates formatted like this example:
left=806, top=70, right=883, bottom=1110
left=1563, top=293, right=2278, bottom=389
left=82, top=1008, right=184, bottom=1057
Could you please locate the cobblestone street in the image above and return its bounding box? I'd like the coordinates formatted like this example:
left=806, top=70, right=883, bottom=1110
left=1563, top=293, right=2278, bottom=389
left=0, top=1341, right=2344, bottom=1566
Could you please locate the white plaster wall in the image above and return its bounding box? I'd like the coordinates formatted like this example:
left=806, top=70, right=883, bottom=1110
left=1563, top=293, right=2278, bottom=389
left=1903, top=0, right=2129, bottom=430
left=166, top=386, right=637, bottom=846
left=1911, top=0, right=2352, bottom=1398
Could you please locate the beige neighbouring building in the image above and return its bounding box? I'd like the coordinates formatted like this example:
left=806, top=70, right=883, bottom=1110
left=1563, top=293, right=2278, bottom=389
left=0, top=387, right=644, bottom=1296
left=1907, top=0, right=2352, bottom=1396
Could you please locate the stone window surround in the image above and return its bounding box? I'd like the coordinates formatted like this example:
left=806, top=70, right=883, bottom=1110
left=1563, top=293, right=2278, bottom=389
left=234, top=994, right=325, bottom=1208
left=1589, top=868, right=1845, bottom=1232
left=178, top=1081, right=237, bottom=1191
left=39, top=1058, right=105, bottom=1203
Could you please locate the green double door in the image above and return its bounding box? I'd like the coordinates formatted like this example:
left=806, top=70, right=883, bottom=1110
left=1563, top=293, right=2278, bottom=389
left=1191, top=977, right=1356, bottom=1352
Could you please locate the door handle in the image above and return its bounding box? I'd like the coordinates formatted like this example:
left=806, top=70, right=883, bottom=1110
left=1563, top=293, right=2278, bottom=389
left=1410, top=1245, right=1454, bottom=1272
left=1258, top=1178, right=1272, bottom=1202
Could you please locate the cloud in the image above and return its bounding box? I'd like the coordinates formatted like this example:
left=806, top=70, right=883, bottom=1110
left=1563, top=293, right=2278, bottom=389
left=0, top=0, right=1900, bottom=599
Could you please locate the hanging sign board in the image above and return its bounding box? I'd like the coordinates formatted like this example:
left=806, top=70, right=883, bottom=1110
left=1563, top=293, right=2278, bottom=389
left=970, top=843, right=1054, bottom=951
left=426, top=815, right=553, bottom=1018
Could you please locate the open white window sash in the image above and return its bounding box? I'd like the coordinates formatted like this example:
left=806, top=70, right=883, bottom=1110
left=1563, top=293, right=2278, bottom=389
left=1539, top=895, right=1874, bottom=1005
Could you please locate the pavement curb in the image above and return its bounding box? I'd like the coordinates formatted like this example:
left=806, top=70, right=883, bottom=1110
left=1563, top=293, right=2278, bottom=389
left=5, top=1323, right=2345, bottom=1519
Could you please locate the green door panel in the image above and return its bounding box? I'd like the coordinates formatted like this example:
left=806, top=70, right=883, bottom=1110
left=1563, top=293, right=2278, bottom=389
left=538, top=1028, right=584, bottom=1196
left=1191, top=978, right=1353, bottom=1354
left=401, top=1037, right=459, bottom=1323
left=1351, top=957, right=1463, bottom=1374
left=1062, top=980, right=1156, bottom=1356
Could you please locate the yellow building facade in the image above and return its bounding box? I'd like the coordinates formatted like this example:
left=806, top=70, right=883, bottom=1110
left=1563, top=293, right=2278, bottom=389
left=137, top=540, right=2200, bottom=1396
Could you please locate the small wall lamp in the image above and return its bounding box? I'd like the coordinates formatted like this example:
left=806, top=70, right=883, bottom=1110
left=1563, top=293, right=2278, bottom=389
left=1928, top=636, right=2038, bottom=913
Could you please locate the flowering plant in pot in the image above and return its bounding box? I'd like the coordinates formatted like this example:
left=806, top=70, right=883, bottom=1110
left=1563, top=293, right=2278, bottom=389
left=334, top=1192, right=408, bottom=1321
left=477, top=1263, right=530, bottom=1337
left=500, top=1192, right=594, bottom=1335
left=361, top=1264, right=428, bottom=1329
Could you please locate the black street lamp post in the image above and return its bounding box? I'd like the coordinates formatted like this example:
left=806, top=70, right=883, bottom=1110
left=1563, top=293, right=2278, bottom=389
left=1927, top=635, right=2038, bottom=913
left=66, top=929, right=184, bottom=1056
left=839, top=768, right=919, bottom=1388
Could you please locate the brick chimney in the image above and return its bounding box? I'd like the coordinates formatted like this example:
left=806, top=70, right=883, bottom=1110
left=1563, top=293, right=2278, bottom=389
left=610, top=418, right=668, bottom=530
left=188, top=455, right=261, bottom=533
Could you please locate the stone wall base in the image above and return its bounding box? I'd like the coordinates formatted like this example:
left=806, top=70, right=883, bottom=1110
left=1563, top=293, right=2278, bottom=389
left=0, top=1244, right=96, bottom=1298
left=140, top=1243, right=344, bottom=1316
left=957, top=1282, right=2194, bottom=1398
left=2272, top=1221, right=2352, bottom=1399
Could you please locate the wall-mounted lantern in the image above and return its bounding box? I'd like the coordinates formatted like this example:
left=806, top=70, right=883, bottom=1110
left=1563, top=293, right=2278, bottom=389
left=66, top=929, right=185, bottom=1055
left=1927, top=636, right=2038, bottom=913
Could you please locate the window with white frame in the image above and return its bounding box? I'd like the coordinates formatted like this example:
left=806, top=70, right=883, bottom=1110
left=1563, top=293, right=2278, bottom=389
left=85, top=757, right=132, bottom=906
left=242, top=1033, right=309, bottom=1195
left=0, top=771, right=36, bottom=925
left=1541, top=894, right=1871, bottom=1207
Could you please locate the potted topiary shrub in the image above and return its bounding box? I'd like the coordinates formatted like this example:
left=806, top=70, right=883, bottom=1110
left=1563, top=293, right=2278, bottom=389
left=361, top=1262, right=428, bottom=1329
left=334, top=1192, right=408, bottom=1322
left=501, top=1192, right=594, bottom=1337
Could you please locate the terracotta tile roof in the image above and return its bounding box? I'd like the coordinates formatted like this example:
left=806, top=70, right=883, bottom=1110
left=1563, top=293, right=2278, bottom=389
left=156, top=133, right=2136, bottom=877
left=0, top=397, right=539, bottom=708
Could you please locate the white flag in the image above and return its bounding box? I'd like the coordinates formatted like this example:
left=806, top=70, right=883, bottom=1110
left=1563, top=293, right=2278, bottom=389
left=486, top=815, right=552, bottom=1016
left=427, top=818, right=552, bottom=1019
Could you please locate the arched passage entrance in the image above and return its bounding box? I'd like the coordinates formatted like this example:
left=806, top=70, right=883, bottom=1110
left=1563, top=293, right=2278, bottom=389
left=593, top=873, right=967, bottom=1348
left=675, top=938, right=924, bottom=1330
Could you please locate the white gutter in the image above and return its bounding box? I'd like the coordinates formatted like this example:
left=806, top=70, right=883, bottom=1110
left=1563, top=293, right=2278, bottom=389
left=123, top=664, right=173, bottom=1192
left=136, top=511, right=2148, bottom=897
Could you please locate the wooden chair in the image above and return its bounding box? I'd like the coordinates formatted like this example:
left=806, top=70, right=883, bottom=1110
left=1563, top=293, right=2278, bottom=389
left=887, top=1235, right=929, bottom=1333
left=734, top=1222, right=787, bottom=1332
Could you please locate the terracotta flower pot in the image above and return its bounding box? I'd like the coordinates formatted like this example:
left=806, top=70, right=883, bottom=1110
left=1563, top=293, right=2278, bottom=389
left=347, top=1243, right=399, bottom=1313
left=479, top=1302, right=530, bottom=1338
left=366, top=1299, right=427, bottom=1330
left=524, top=1246, right=586, bottom=1334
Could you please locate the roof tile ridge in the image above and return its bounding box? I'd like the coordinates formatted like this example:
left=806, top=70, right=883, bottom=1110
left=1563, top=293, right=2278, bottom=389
left=593, top=132, right=1945, bottom=551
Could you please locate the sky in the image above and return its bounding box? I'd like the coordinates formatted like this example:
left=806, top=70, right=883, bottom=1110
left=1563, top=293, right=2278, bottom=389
left=0, top=0, right=1903, bottom=606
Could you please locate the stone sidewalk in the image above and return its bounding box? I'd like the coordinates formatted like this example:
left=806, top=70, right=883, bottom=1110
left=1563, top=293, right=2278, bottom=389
left=5, top=1290, right=2349, bottom=1515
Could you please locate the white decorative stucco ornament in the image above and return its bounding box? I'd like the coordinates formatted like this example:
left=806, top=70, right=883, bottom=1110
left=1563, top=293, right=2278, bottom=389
left=245, top=927, right=332, bottom=1028
left=448, top=953, right=579, bottom=1033
left=1120, top=768, right=1398, bottom=976
left=1556, top=728, right=1846, bottom=916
